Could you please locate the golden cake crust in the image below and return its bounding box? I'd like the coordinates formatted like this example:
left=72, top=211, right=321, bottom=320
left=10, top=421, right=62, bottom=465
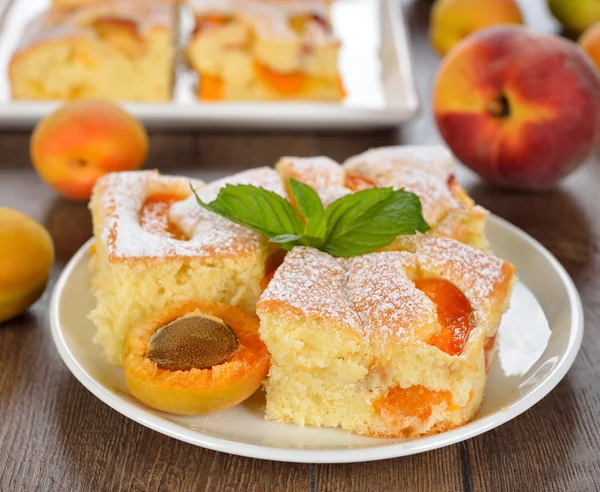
left=259, top=237, right=515, bottom=351
left=92, top=168, right=286, bottom=263
left=13, top=2, right=173, bottom=57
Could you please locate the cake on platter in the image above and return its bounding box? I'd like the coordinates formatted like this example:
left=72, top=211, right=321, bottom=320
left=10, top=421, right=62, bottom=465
left=186, top=0, right=344, bottom=101
left=10, top=2, right=176, bottom=101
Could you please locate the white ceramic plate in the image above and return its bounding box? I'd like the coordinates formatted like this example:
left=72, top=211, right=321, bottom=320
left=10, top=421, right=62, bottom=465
left=0, top=0, right=418, bottom=129
left=49, top=215, right=583, bottom=463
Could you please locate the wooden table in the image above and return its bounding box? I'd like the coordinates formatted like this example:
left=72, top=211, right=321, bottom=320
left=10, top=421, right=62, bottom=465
left=1, top=1, right=599, bottom=490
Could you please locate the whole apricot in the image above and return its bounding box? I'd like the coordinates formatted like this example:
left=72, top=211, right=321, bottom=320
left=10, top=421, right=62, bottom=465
left=579, top=23, right=600, bottom=70
left=430, top=0, right=523, bottom=56
left=30, top=100, right=148, bottom=201
left=0, top=208, right=54, bottom=323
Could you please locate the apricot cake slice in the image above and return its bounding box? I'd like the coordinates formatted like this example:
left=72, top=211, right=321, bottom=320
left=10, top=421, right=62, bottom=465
left=256, top=236, right=515, bottom=437
left=186, top=0, right=344, bottom=101
left=10, top=2, right=176, bottom=101
left=276, top=145, right=489, bottom=249
left=89, top=168, right=285, bottom=365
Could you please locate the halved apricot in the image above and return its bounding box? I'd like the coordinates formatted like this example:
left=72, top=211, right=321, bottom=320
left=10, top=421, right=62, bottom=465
left=373, top=385, right=454, bottom=422
left=254, top=61, right=306, bottom=95
left=139, top=193, right=187, bottom=240
left=344, top=172, right=376, bottom=192
left=199, top=75, right=223, bottom=101
left=261, top=248, right=287, bottom=291
left=123, top=300, right=269, bottom=415
left=415, top=278, right=474, bottom=356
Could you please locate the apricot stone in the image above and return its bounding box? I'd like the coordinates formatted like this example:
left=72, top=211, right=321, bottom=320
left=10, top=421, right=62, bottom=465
left=148, top=314, right=239, bottom=371
left=0, top=208, right=54, bottom=322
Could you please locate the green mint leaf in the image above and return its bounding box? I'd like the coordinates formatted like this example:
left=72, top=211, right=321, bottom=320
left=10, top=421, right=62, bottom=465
left=322, top=187, right=430, bottom=257
left=289, top=178, right=326, bottom=246
left=269, top=234, right=303, bottom=243
left=191, top=179, right=431, bottom=258
left=192, top=183, right=304, bottom=238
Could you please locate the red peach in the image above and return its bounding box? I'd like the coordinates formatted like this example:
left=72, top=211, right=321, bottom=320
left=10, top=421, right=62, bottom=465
left=434, top=26, right=600, bottom=189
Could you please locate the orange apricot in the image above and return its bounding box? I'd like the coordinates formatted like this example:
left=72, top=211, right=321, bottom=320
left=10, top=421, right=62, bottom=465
left=123, top=300, right=269, bottom=415
left=0, top=208, right=54, bottom=323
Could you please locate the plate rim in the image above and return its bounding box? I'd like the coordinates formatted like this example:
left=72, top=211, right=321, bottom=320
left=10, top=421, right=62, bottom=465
left=49, top=214, right=584, bottom=463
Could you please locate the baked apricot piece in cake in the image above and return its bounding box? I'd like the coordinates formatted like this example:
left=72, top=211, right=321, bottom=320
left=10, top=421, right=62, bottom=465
left=123, top=300, right=269, bottom=415
left=10, top=2, right=176, bottom=101
left=186, top=0, right=344, bottom=101
left=256, top=235, right=515, bottom=438
left=276, top=145, right=489, bottom=249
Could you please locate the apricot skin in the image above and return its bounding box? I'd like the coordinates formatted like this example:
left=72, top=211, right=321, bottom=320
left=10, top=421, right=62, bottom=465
left=0, top=208, right=54, bottom=323
left=579, top=23, right=600, bottom=70
left=429, top=0, right=523, bottom=56
left=30, top=100, right=148, bottom=201
left=123, top=301, right=269, bottom=416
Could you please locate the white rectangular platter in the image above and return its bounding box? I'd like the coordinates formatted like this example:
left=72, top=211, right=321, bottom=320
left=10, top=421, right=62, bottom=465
left=0, top=0, right=419, bottom=130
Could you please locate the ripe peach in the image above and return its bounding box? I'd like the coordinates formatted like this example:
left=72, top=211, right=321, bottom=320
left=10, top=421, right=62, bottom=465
left=434, top=26, right=600, bottom=189
left=579, top=23, right=600, bottom=70
left=30, top=100, right=149, bottom=201
left=429, top=0, right=523, bottom=56
left=0, top=208, right=54, bottom=323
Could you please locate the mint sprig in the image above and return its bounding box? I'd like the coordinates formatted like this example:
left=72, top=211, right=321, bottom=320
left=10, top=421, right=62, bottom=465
left=192, top=178, right=430, bottom=257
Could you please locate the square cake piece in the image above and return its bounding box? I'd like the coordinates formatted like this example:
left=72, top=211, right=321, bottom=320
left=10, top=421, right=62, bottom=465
left=257, top=236, right=516, bottom=437
left=276, top=145, right=489, bottom=249
left=186, top=0, right=344, bottom=101
left=89, top=168, right=285, bottom=365
left=10, top=2, right=176, bottom=101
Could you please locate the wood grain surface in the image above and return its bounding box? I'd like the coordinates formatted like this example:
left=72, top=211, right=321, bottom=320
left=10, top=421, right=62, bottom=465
left=1, top=1, right=599, bottom=491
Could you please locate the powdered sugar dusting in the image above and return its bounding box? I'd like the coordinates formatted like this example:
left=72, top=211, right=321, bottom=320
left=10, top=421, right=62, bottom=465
left=93, top=168, right=284, bottom=261
left=169, top=167, right=286, bottom=259
left=344, top=146, right=454, bottom=180
left=408, top=235, right=515, bottom=329
left=343, top=146, right=459, bottom=225
left=347, top=252, right=439, bottom=344
left=257, top=246, right=363, bottom=330
left=277, top=146, right=477, bottom=228
left=16, top=1, right=175, bottom=56
left=277, top=156, right=350, bottom=206
left=258, top=235, right=514, bottom=351
left=93, top=171, right=206, bottom=260
left=191, top=0, right=336, bottom=45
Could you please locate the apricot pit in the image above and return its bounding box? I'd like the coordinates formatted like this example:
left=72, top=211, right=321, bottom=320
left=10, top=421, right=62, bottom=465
left=148, top=315, right=239, bottom=371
